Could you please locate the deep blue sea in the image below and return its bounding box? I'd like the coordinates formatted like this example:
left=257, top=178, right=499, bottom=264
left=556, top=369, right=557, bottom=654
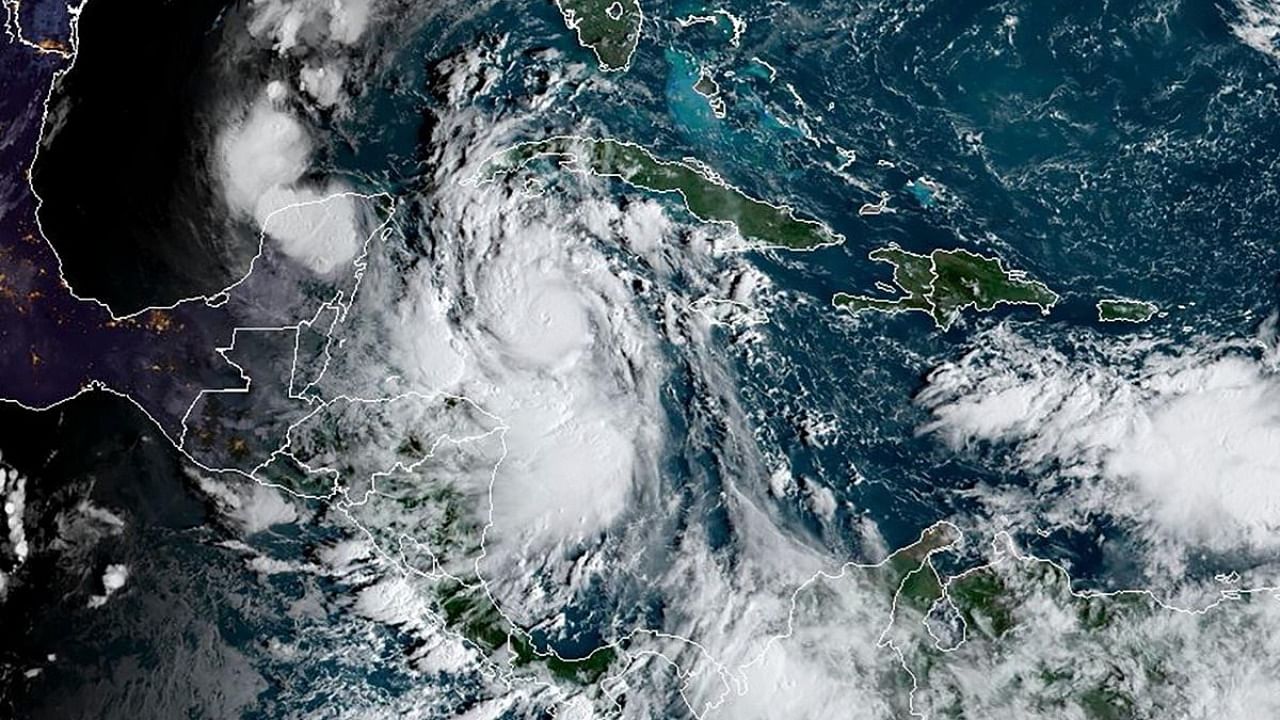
left=8, top=0, right=1280, bottom=715
left=329, top=0, right=1280, bottom=571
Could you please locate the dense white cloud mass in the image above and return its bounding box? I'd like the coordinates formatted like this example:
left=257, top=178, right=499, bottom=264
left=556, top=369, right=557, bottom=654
left=898, top=535, right=1280, bottom=719
left=216, top=94, right=363, bottom=275
left=87, top=563, right=128, bottom=608
left=187, top=10, right=1280, bottom=716
left=247, top=0, right=373, bottom=52
left=0, top=462, right=26, bottom=601
left=14, top=0, right=1280, bottom=713
left=391, top=166, right=670, bottom=580
left=917, top=324, right=1280, bottom=564
left=1108, top=357, right=1280, bottom=547
left=214, top=0, right=381, bottom=277
left=257, top=186, right=362, bottom=275
left=299, top=62, right=346, bottom=107
left=217, top=96, right=312, bottom=220
left=1227, top=0, right=1280, bottom=61
left=254, top=41, right=877, bottom=714
left=194, top=472, right=300, bottom=534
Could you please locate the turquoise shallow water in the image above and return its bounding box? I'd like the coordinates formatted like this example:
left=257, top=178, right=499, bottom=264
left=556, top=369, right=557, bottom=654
left=9, top=0, right=1280, bottom=714
left=519, top=0, right=1280, bottom=568
left=322, top=0, right=1280, bottom=578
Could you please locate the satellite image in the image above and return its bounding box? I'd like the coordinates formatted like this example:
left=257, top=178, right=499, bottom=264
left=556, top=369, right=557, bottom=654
left=3, top=0, right=1280, bottom=717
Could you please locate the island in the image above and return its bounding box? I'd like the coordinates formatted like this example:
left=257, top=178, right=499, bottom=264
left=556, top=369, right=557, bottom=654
left=692, top=69, right=726, bottom=118
left=833, top=243, right=1058, bottom=330
left=554, top=0, right=643, bottom=71
left=1096, top=297, right=1158, bottom=323
left=472, top=136, right=843, bottom=251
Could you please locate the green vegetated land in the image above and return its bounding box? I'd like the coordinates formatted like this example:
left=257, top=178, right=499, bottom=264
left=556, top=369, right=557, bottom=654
left=693, top=73, right=718, bottom=96
left=798, top=522, right=1186, bottom=720
left=839, top=520, right=1187, bottom=717
left=833, top=243, right=1058, bottom=329
left=878, top=522, right=963, bottom=613
left=878, top=529, right=1280, bottom=720
left=820, top=524, right=1217, bottom=720
left=1096, top=298, right=1158, bottom=323
left=554, top=0, right=643, bottom=71
left=476, top=136, right=843, bottom=250
left=906, top=547, right=1172, bottom=720
left=438, top=581, right=617, bottom=684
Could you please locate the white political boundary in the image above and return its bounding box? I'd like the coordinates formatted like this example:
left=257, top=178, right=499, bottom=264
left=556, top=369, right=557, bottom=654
left=1, top=3, right=659, bottom=702
left=0, top=0, right=554, bottom=695
left=899, top=532, right=1280, bottom=718
left=1096, top=297, right=1160, bottom=324
left=2, top=0, right=81, bottom=57
left=833, top=242, right=1059, bottom=333
left=552, top=0, right=644, bottom=74
left=466, top=134, right=847, bottom=255
left=674, top=11, right=745, bottom=49
left=6, top=5, right=1277, bottom=720
left=13, top=0, right=379, bottom=322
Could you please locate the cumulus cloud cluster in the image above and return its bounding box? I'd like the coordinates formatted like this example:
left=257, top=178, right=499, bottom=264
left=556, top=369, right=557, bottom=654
left=907, top=535, right=1280, bottom=719
left=264, top=39, right=871, bottom=714
left=217, top=97, right=313, bottom=220
left=87, top=563, right=129, bottom=608
left=195, top=472, right=300, bottom=535
left=208, top=0, right=388, bottom=278
left=916, top=323, right=1280, bottom=568
left=247, top=0, right=373, bottom=53
left=112, top=0, right=1280, bottom=713
left=385, top=149, right=675, bottom=602
left=214, top=93, right=365, bottom=276
left=189, top=22, right=938, bottom=718
left=1227, top=0, right=1280, bottom=61
left=0, top=461, right=26, bottom=600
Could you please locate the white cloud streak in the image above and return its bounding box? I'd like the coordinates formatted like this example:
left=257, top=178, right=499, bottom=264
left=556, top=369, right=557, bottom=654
left=917, top=324, right=1280, bottom=565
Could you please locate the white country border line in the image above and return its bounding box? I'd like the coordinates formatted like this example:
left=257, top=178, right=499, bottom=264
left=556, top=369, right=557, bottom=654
left=750, top=56, right=776, bottom=82
left=7, top=3, right=398, bottom=458
left=0, top=20, right=1021, bottom=715
left=0, top=13, right=1077, bottom=715
left=1095, top=297, right=1160, bottom=324
left=552, top=0, right=644, bottom=73
left=287, top=304, right=342, bottom=404
left=832, top=243, right=1060, bottom=332
left=940, top=530, right=1280, bottom=633
left=920, top=247, right=1059, bottom=332
left=690, top=67, right=726, bottom=120
left=4, top=0, right=464, bottom=557
left=442, top=407, right=745, bottom=715
left=274, top=391, right=506, bottom=510
left=285, top=205, right=396, bottom=402
left=736, top=520, right=1280, bottom=720
left=3, top=3, right=671, bottom=708
left=597, top=630, right=738, bottom=717
left=173, top=200, right=398, bottom=453
left=466, top=134, right=846, bottom=255
left=10, top=66, right=628, bottom=694
left=710, top=521, right=963, bottom=720
left=15, top=0, right=395, bottom=322
left=465, top=137, right=998, bottom=717
left=313, top=411, right=599, bottom=701
left=885, top=530, right=1280, bottom=718
left=2, top=0, right=83, bottom=58
left=674, top=10, right=745, bottom=48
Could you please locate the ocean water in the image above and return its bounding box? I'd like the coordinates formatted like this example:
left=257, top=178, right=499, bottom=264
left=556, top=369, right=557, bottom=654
left=8, top=0, right=1280, bottom=715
